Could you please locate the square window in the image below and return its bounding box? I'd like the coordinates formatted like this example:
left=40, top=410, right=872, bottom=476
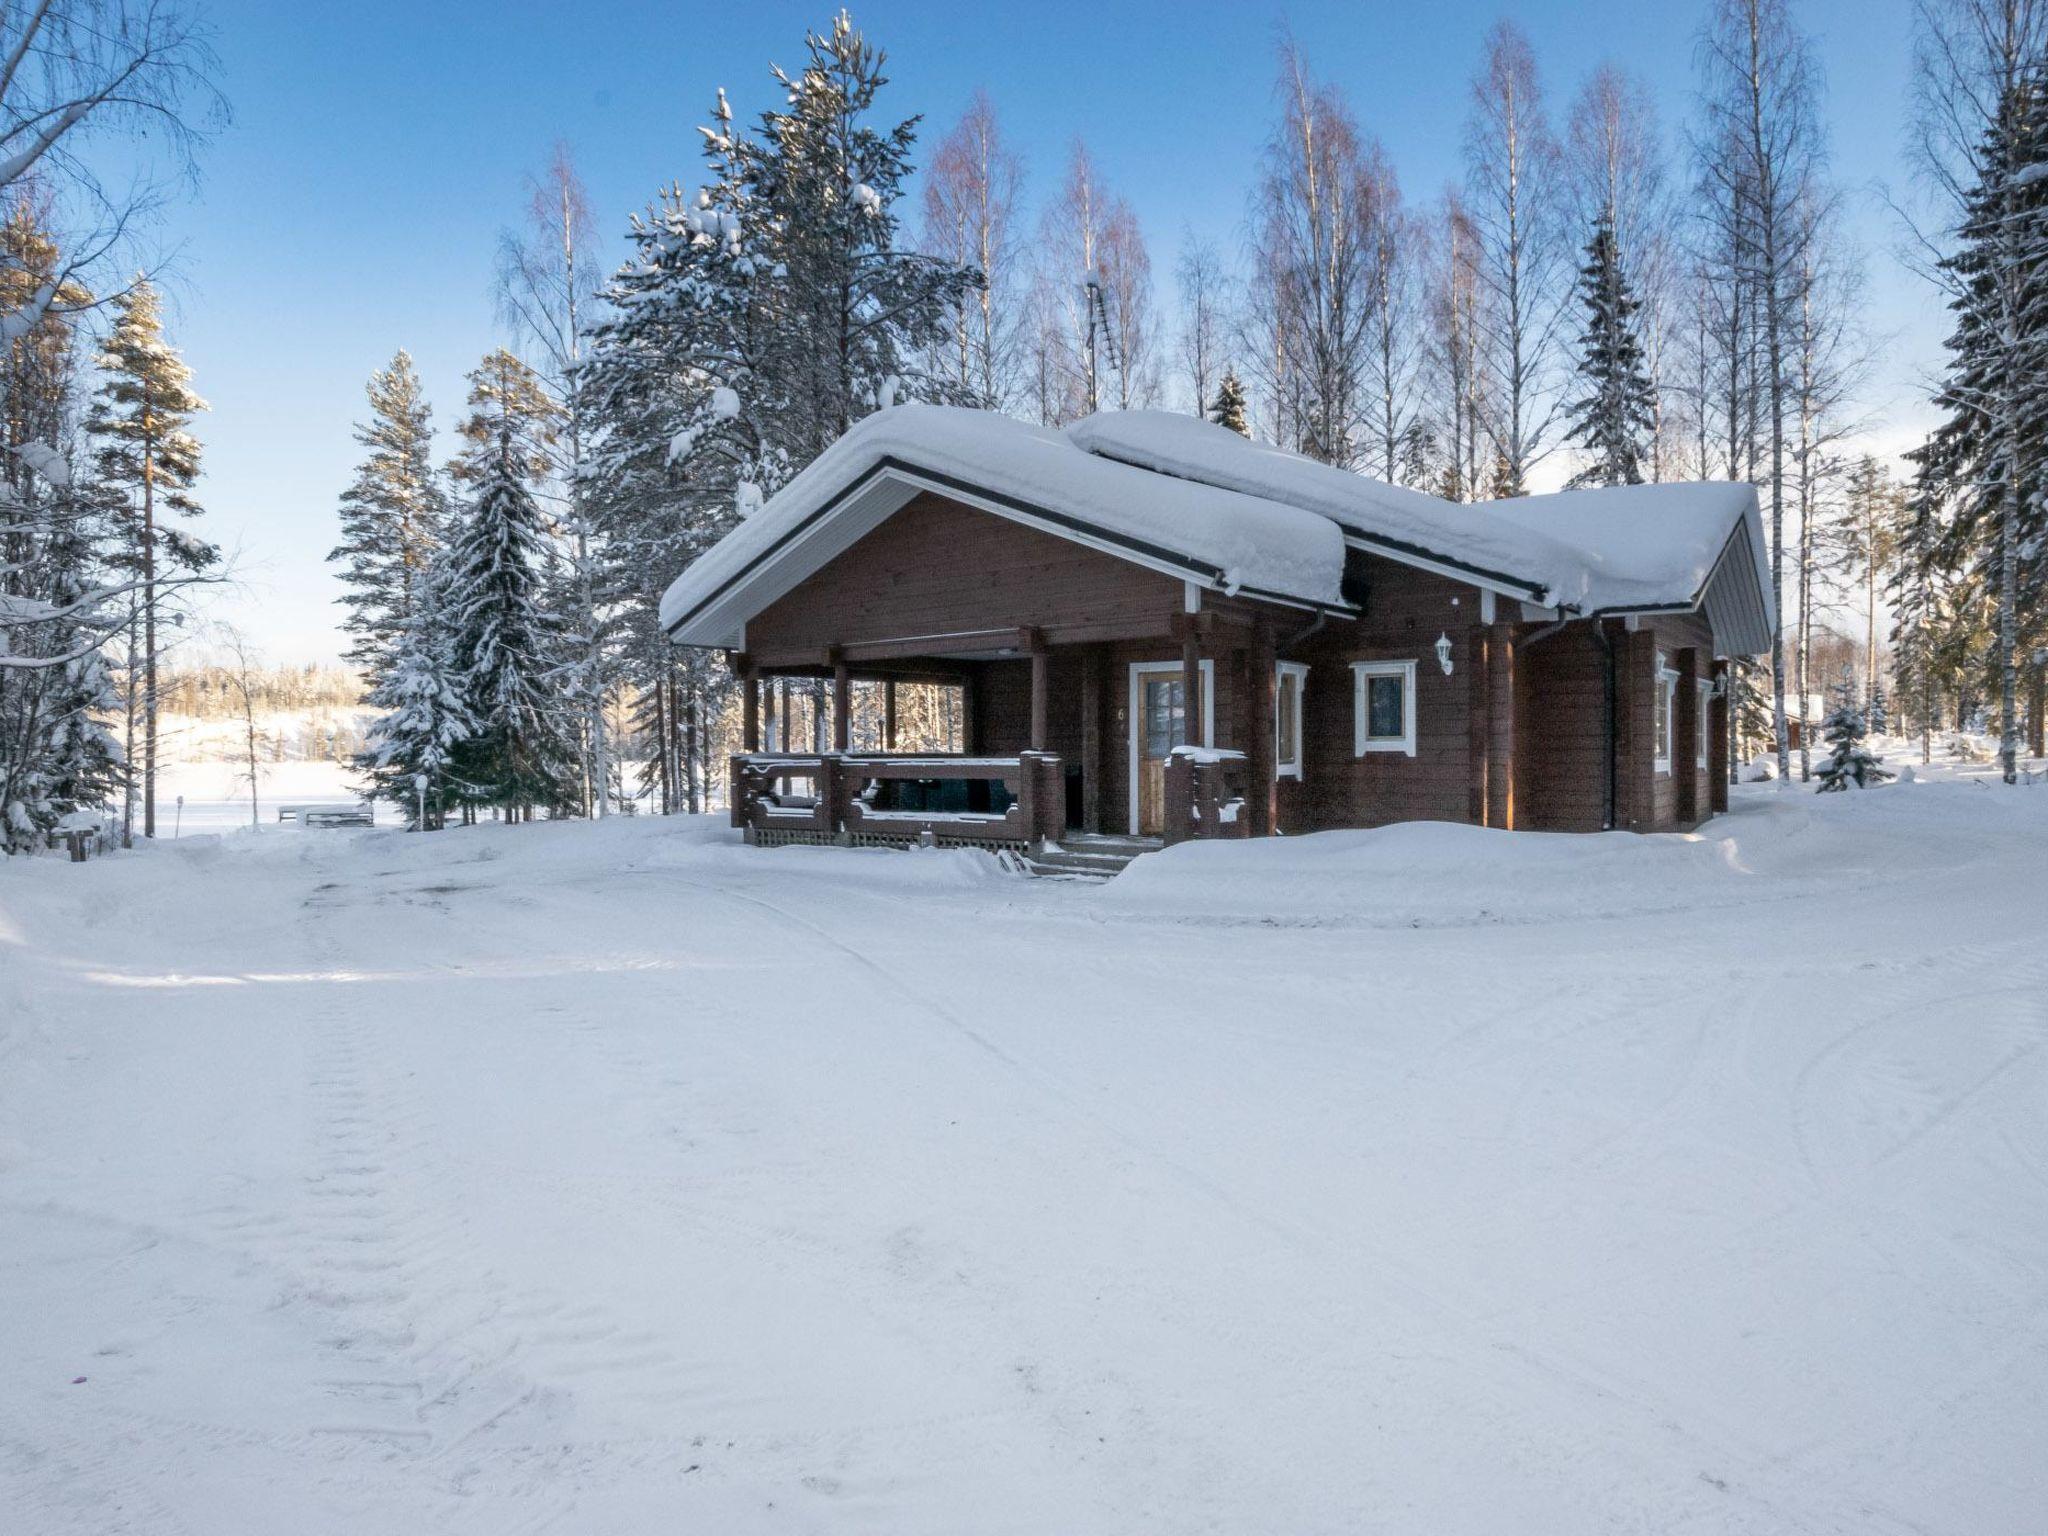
left=1351, top=660, right=1418, bottom=757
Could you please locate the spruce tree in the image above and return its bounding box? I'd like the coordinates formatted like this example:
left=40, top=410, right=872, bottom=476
left=1889, top=473, right=1945, bottom=763
left=582, top=16, right=979, bottom=812
left=1562, top=216, right=1656, bottom=489
left=443, top=437, right=573, bottom=819
left=1907, top=58, right=2048, bottom=783
left=448, top=347, right=562, bottom=490
left=329, top=352, right=446, bottom=690
left=1208, top=369, right=1250, bottom=436
left=1814, top=669, right=1891, bottom=791
left=360, top=557, right=474, bottom=829
left=86, top=279, right=213, bottom=841
left=750, top=13, right=982, bottom=461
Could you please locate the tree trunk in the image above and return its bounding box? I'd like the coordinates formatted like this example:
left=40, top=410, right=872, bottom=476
left=141, top=420, right=158, bottom=838
left=652, top=673, right=672, bottom=814
left=121, top=595, right=137, bottom=848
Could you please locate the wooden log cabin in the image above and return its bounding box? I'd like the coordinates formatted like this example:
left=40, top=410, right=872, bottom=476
left=661, top=407, right=1774, bottom=863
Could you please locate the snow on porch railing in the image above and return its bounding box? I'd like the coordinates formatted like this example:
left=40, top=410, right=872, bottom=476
left=1164, top=746, right=1250, bottom=846
left=730, top=752, right=1064, bottom=848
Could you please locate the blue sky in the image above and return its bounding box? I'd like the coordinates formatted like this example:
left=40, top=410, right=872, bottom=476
left=171, top=0, right=1934, bottom=663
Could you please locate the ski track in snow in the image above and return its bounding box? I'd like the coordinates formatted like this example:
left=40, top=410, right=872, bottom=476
left=1, top=769, right=2044, bottom=1533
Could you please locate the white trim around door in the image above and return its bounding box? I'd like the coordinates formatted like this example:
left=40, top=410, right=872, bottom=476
left=1127, top=659, right=1216, bottom=836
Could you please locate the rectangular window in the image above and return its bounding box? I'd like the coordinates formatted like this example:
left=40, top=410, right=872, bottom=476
left=1696, top=680, right=1713, bottom=770
left=1653, top=653, right=1676, bottom=775
left=1351, top=659, right=1418, bottom=757
left=1275, top=662, right=1307, bottom=779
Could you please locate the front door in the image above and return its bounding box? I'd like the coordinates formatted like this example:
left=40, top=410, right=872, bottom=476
left=1129, top=663, right=1210, bottom=835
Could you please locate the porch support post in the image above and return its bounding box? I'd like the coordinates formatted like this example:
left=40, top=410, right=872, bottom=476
left=884, top=678, right=899, bottom=750
left=1247, top=617, right=1275, bottom=835
left=762, top=673, right=778, bottom=752
left=1081, top=645, right=1104, bottom=834
left=740, top=659, right=759, bottom=753
left=1181, top=629, right=1202, bottom=746
left=1486, top=621, right=1515, bottom=830
left=1710, top=660, right=1731, bottom=814
left=830, top=648, right=850, bottom=752
left=1026, top=627, right=1049, bottom=752
left=1675, top=646, right=1701, bottom=825
left=1466, top=624, right=1491, bottom=825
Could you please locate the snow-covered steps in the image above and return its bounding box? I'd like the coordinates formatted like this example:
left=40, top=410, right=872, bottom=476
left=1025, top=833, right=1162, bottom=881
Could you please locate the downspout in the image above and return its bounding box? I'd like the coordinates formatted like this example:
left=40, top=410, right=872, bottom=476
left=1282, top=609, right=1331, bottom=654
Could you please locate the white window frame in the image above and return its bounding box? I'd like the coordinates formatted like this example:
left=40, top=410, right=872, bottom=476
left=1653, top=653, right=1677, bottom=776
left=1275, top=662, right=1308, bottom=779
left=1351, top=659, right=1418, bottom=758
left=1695, top=679, right=1713, bottom=770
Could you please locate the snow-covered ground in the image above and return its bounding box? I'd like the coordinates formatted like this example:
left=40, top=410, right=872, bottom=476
left=1, top=765, right=2042, bottom=1533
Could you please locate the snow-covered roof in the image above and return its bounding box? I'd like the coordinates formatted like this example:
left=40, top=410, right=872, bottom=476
left=660, top=405, right=1773, bottom=655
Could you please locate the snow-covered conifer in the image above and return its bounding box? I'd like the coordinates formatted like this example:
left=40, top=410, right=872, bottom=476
left=1814, top=669, right=1891, bottom=791
left=443, top=437, right=574, bottom=818
left=1208, top=369, right=1250, bottom=436
left=328, top=352, right=447, bottom=689
left=1562, top=215, right=1656, bottom=488
left=360, top=556, right=475, bottom=829
left=1907, top=46, right=2048, bottom=783
left=448, top=347, right=562, bottom=490
left=582, top=14, right=978, bottom=808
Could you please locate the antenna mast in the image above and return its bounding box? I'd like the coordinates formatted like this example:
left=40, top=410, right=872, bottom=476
left=1083, top=271, right=1123, bottom=413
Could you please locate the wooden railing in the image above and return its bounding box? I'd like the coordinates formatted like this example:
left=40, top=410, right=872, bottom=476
left=1163, top=747, right=1251, bottom=846
left=730, top=752, right=1063, bottom=851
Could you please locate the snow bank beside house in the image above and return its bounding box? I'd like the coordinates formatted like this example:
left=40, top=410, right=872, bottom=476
left=1097, top=817, right=1762, bottom=927
left=1098, top=766, right=2041, bottom=926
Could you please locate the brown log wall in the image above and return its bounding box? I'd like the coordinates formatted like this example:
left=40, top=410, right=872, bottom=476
left=746, top=491, right=1188, bottom=662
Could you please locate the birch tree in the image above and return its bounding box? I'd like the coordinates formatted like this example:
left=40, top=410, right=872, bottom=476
left=1248, top=42, right=1370, bottom=463
left=1174, top=234, right=1231, bottom=418
left=498, top=143, right=612, bottom=813
left=1464, top=20, right=1568, bottom=494
left=1697, top=0, right=1827, bottom=782
left=922, top=90, right=1025, bottom=409
left=1358, top=143, right=1420, bottom=481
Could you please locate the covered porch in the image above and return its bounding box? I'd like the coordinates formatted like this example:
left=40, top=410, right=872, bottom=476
left=729, top=612, right=1279, bottom=854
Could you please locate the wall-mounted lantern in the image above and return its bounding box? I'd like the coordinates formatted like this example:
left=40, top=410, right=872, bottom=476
left=1434, top=631, right=1454, bottom=676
